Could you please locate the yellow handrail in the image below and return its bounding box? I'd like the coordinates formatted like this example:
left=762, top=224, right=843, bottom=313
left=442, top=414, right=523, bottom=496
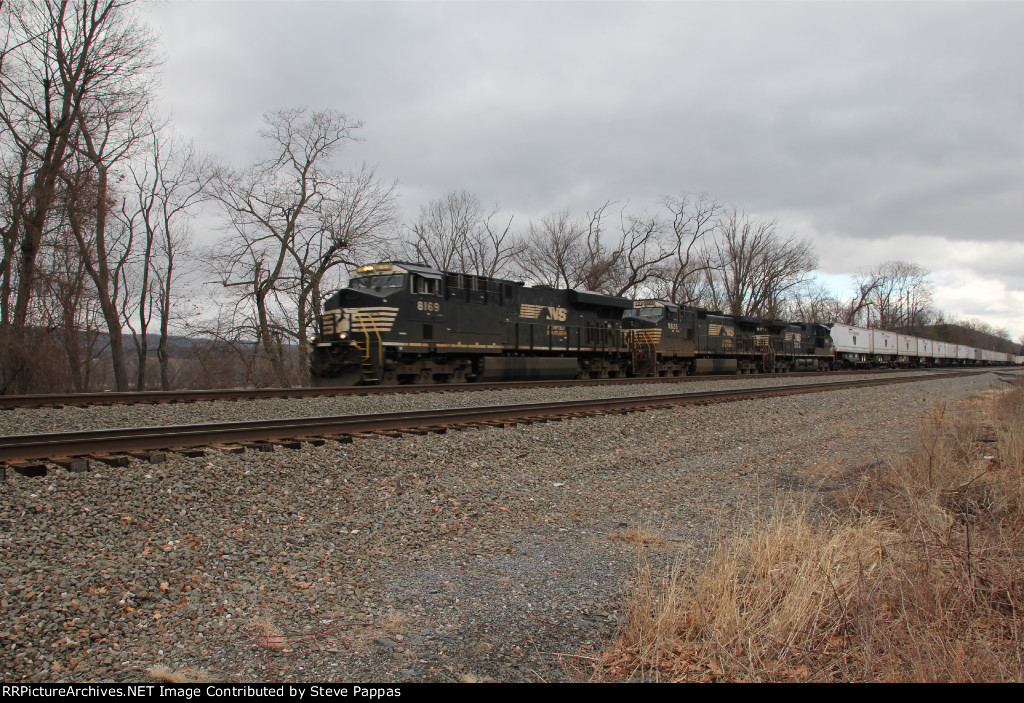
left=353, top=310, right=383, bottom=374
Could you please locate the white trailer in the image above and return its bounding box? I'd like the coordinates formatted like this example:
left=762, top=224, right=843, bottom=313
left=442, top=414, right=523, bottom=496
left=896, top=334, right=918, bottom=364
left=829, top=325, right=872, bottom=365
left=956, top=345, right=972, bottom=361
left=871, top=330, right=898, bottom=364
left=918, top=337, right=934, bottom=363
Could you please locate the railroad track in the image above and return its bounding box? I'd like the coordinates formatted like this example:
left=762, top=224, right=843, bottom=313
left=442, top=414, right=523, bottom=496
left=0, top=367, right=955, bottom=409
left=0, top=370, right=990, bottom=477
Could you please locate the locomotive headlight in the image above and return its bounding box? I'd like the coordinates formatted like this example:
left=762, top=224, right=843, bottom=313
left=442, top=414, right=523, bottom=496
left=339, top=332, right=348, bottom=340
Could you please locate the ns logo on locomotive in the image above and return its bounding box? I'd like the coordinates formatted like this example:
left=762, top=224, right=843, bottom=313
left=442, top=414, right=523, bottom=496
left=307, top=262, right=1022, bottom=386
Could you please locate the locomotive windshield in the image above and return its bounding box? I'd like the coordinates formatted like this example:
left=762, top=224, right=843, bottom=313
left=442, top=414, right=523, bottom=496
left=624, top=306, right=664, bottom=319
left=349, top=274, right=406, bottom=294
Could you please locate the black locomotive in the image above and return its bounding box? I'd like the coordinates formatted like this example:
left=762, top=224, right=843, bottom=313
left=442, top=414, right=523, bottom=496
left=308, top=262, right=633, bottom=385
left=621, top=300, right=835, bottom=376
left=307, top=262, right=837, bottom=385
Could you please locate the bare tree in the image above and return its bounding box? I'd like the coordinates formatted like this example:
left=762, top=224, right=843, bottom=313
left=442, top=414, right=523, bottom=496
left=1, top=0, right=158, bottom=392
left=853, top=261, right=932, bottom=330
left=516, top=209, right=586, bottom=289
left=651, top=192, right=721, bottom=304
left=404, top=189, right=520, bottom=277
left=707, top=209, right=818, bottom=318
left=66, top=69, right=154, bottom=391
left=0, top=135, right=34, bottom=327
left=122, top=128, right=212, bottom=389
left=579, top=202, right=672, bottom=297
left=406, top=189, right=481, bottom=272
left=574, top=203, right=619, bottom=293
left=470, top=207, right=520, bottom=278
left=0, top=0, right=156, bottom=331
left=37, top=207, right=105, bottom=391
left=290, top=162, right=399, bottom=344
left=212, top=108, right=393, bottom=383
left=516, top=200, right=698, bottom=297
left=786, top=281, right=846, bottom=324
left=838, top=271, right=884, bottom=325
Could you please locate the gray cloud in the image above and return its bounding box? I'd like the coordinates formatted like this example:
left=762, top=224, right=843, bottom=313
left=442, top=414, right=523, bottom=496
left=143, top=1, right=1024, bottom=336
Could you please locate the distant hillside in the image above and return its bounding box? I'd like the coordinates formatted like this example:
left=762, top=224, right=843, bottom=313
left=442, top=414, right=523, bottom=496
left=124, top=333, right=200, bottom=358
left=91, top=332, right=295, bottom=358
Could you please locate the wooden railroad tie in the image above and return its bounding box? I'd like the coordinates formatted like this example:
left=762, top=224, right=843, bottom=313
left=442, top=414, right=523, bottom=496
left=210, top=444, right=247, bottom=454
left=238, top=441, right=275, bottom=452
left=88, top=453, right=132, bottom=467
left=124, top=450, right=167, bottom=464
left=3, top=461, right=48, bottom=478
left=51, top=456, right=91, bottom=473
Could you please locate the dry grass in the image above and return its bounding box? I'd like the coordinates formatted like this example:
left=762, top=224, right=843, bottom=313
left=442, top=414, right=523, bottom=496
left=608, top=523, right=670, bottom=548
left=248, top=617, right=288, bottom=651
left=381, top=609, right=409, bottom=633
left=596, top=380, right=1024, bottom=682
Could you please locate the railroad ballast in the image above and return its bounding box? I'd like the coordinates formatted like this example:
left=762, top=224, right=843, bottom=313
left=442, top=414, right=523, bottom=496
left=307, top=262, right=1022, bottom=385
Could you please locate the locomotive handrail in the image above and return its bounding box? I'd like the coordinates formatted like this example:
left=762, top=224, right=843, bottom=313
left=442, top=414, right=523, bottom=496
left=353, top=310, right=384, bottom=382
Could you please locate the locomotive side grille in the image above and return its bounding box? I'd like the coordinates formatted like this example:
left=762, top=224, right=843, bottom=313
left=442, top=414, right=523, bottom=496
left=349, top=307, right=400, bottom=332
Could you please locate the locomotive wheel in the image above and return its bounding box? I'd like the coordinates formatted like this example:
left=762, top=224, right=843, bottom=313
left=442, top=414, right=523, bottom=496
left=408, top=369, right=432, bottom=385
left=339, top=366, right=366, bottom=385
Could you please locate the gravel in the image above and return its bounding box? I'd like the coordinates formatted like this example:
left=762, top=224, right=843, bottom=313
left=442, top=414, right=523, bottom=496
left=0, top=370, right=1016, bottom=683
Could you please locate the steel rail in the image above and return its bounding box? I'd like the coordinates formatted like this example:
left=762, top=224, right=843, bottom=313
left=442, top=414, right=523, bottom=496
left=0, top=367, right=957, bottom=410
left=0, top=371, right=984, bottom=464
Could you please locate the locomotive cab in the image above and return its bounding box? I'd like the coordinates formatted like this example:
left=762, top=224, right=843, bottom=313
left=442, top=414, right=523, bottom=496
left=622, top=300, right=698, bottom=376
left=309, top=263, right=418, bottom=385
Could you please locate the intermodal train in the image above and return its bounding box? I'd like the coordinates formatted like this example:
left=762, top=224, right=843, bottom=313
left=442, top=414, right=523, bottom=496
left=307, top=262, right=1022, bottom=385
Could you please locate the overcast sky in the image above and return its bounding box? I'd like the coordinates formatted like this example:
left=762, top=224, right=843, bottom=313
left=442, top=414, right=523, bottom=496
left=140, top=0, right=1024, bottom=339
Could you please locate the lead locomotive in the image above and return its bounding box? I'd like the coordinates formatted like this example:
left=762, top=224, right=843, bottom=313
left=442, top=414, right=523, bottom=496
left=308, top=262, right=634, bottom=385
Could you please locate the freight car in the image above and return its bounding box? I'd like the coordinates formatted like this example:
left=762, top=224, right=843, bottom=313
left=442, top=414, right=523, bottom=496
left=828, top=323, right=1019, bottom=369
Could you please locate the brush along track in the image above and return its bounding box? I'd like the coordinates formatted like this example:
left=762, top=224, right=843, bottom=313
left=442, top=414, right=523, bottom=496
left=0, top=371, right=983, bottom=470
left=0, top=367, right=926, bottom=410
